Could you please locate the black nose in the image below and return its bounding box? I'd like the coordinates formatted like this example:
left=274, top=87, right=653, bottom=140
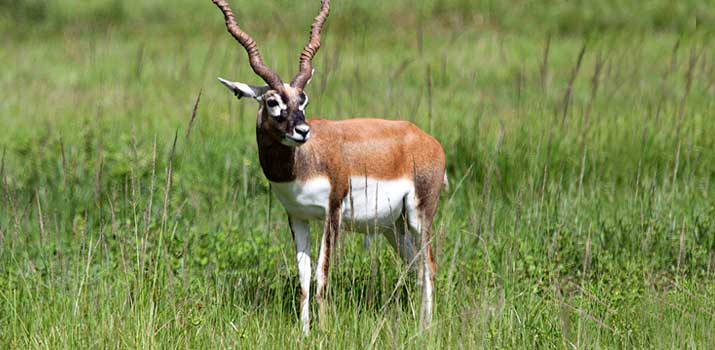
left=295, top=124, right=310, bottom=137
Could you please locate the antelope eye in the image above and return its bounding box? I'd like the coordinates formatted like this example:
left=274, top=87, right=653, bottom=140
left=266, top=99, right=279, bottom=108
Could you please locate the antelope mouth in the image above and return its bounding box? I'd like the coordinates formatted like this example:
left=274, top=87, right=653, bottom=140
left=282, top=133, right=310, bottom=146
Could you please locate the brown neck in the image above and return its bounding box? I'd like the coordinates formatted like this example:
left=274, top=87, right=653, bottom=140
left=256, top=127, right=298, bottom=183
left=255, top=108, right=305, bottom=183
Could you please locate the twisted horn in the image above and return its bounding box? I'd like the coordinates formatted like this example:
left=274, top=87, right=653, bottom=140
left=291, top=0, right=330, bottom=88
left=211, top=0, right=283, bottom=90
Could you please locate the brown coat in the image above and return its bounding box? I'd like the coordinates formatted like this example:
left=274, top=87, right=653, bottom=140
left=257, top=118, right=446, bottom=215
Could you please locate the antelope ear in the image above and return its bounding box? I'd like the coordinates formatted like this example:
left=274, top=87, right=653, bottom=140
left=217, top=77, right=270, bottom=100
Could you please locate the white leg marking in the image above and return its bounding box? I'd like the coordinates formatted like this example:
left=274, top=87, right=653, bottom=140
left=404, top=190, right=434, bottom=329
left=421, top=249, right=434, bottom=328
left=291, top=218, right=311, bottom=336
left=315, top=229, right=329, bottom=304
left=404, top=189, right=422, bottom=271
left=316, top=204, right=341, bottom=324
left=419, top=219, right=435, bottom=329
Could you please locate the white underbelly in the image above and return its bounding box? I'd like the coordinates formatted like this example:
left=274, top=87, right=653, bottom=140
left=342, top=177, right=412, bottom=230
left=270, top=177, right=414, bottom=230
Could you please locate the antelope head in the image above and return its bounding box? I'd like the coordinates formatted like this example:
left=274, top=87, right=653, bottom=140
left=213, top=0, right=329, bottom=147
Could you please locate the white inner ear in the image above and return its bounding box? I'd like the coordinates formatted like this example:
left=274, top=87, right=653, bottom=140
left=234, top=83, right=260, bottom=99
left=217, top=77, right=268, bottom=100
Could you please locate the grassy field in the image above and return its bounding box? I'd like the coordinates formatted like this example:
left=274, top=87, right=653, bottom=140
left=1, top=0, right=714, bottom=348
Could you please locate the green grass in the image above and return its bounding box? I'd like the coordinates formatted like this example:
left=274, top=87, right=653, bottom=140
left=1, top=0, right=714, bottom=348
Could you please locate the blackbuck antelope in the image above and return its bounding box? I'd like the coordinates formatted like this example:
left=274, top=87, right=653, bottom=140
left=210, top=0, right=447, bottom=335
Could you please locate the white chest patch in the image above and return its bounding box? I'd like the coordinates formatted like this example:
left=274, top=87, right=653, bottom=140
left=271, top=177, right=415, bottom=232
left=271, top=177, right=331, bottom=220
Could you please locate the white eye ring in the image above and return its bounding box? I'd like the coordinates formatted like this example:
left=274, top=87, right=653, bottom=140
left=268, top=106, right=282, bottom=117
left=299, top=96, right=309, bottom=111
left=265, top=96, right=286, bottom=117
